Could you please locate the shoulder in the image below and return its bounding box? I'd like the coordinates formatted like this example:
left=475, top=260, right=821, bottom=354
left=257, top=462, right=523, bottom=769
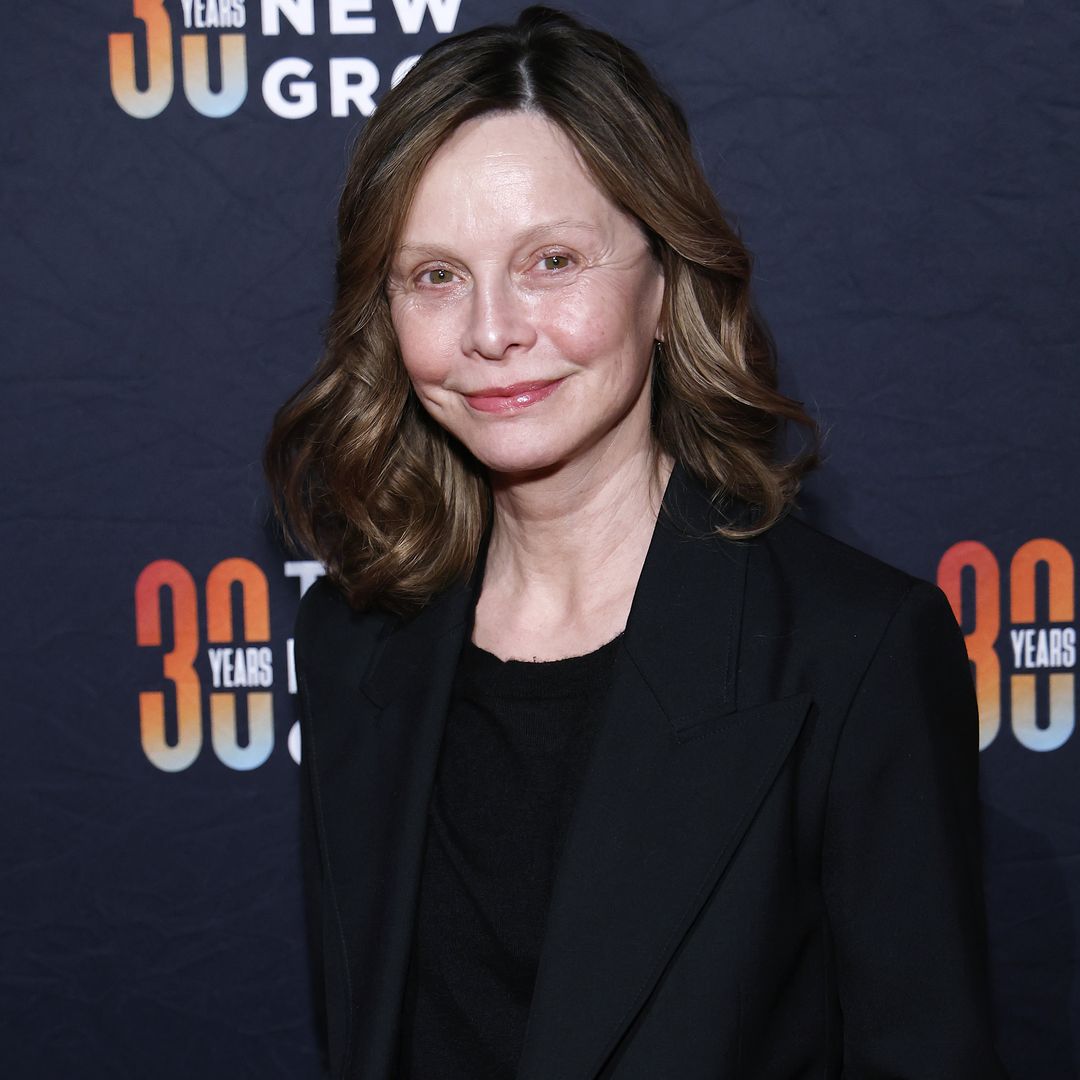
left=760, top=512, right=914, bottom=596
left=735, top=512, right=967, bottom=709
left=294, top=575, right=395, bottom=681
left=668, top=462, right=944, bottom=640
left=662, top=464, right=962, bottom=676
left=751, top=511, right=949, bottom=635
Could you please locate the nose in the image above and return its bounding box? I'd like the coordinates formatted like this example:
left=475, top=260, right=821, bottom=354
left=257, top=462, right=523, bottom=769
left=461, top=273, right=537, bottom=361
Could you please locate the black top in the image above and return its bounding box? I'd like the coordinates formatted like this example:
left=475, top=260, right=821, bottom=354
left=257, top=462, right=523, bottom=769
left=396, top=632, right=624, bottom=1079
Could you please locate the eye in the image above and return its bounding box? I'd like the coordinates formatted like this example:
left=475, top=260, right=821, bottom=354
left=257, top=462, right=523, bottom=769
left=539, top=253, right=572, bottom=271
left=419, top=267, right=456, bottom=286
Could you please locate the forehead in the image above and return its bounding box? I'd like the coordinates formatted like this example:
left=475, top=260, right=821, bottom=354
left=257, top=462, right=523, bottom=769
left=398, top=110, right=630, bottom=246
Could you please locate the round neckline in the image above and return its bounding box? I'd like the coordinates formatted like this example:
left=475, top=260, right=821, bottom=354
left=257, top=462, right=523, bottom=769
left=465, top=630, right=625, bottom=667
left=457, top=631, right=625, bottom=700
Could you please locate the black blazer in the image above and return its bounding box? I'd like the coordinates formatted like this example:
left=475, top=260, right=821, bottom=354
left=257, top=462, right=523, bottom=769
left=294, top=463, right=1006, bottom=1079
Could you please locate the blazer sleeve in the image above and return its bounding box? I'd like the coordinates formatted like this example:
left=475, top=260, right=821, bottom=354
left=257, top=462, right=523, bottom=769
left=296, top=645, right=333, bottom=1076
left=294, top=580, right=343, bottom=1079
left=821, top=581, right=1007, bottom=1078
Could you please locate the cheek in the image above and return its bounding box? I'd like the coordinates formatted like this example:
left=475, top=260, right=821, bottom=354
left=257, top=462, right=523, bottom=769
left=537, top=277, right=653, bottom=373
left=535, top=287, right=614, bottom=362
left=391, top=304, right=458, bottom=387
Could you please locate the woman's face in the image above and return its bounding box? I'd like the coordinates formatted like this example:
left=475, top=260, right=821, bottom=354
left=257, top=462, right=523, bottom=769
left=386, top=110, right=665, bottom=479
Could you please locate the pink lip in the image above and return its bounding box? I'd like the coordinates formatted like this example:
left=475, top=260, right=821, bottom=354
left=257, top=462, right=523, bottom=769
left=462, top=378, right=565, bottom=413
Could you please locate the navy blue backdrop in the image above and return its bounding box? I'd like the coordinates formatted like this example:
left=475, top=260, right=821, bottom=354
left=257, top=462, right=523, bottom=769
left=3, top=1, right=1078, bottom=1076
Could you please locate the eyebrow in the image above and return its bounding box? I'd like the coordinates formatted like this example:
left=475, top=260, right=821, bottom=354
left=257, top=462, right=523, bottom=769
left=394, top=219, right=603, bottom=258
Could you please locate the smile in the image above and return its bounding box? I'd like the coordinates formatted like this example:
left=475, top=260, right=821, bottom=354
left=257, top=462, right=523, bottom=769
left=462, top=378, right=565, bottom=413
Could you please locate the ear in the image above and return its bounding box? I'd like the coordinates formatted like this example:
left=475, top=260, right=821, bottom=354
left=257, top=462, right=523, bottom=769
left=652, top=268, right=666, bottom=344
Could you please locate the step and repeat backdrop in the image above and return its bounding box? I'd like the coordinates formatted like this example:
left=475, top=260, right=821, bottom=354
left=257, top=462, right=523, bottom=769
left=3, top=1, right=1077, bottom=1076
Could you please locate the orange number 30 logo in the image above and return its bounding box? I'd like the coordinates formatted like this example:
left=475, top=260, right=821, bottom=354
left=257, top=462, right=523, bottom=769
left=135, top=558, right=273, bottom=772
left=938, top=539, right=1076, bottom=752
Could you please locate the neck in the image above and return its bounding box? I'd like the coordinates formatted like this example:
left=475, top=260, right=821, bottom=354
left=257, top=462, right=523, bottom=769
left=473, top=441, right=674, bottom=659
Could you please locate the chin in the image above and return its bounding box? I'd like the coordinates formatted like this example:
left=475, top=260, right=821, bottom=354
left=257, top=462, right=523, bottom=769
left=472, top=451, right=568, bottom=479
left=462, top=435, right=576, bottom=479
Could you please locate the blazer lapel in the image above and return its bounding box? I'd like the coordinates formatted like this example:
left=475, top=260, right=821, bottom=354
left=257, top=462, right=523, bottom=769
left=316, top=571, right=478, bottom=1080
left=515, top=465, right=811, bottom=1080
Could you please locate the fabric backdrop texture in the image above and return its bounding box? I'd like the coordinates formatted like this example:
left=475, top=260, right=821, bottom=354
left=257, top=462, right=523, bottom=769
left=2, top=1, right=1077, bottom=1077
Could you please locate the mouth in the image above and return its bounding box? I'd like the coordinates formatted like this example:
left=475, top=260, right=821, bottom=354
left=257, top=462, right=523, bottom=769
left=462, top=378, right=565, bottom=414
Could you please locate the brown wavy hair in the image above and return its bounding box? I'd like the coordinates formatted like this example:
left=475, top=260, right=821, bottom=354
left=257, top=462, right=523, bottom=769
left=264, top=5, right=818, bottom=614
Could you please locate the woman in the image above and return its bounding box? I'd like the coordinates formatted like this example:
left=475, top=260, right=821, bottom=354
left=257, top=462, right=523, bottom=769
left=266, top=7, right=1005, bottom=1078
